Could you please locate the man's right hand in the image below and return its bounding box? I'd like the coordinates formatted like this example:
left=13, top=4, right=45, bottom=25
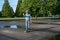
left=23, top=13, right=24, bottom=15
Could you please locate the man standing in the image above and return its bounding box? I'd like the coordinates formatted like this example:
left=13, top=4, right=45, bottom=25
left=23, top=10, right=31, bottom=32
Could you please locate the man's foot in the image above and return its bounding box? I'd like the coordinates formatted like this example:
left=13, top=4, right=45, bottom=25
left=24, top=30, right=30, bottom=33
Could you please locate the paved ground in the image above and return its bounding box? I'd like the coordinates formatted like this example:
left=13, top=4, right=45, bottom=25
left=0, top=20, right=60, bottom=40
left=0, top=20, right=60, bottom=32
left=0, top=28, right=58, bottom=40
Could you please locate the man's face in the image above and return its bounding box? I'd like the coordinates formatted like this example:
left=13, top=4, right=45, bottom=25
left=26, top=10, right=28, bottom=13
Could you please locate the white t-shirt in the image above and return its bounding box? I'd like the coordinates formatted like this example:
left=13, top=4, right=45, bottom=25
left=25, top=14, right=31, bottom=20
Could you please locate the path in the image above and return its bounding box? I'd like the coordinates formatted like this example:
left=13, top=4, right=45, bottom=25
left=0, top=20, right=60, bottom=40
left=0, top=28, right=58, bottom=40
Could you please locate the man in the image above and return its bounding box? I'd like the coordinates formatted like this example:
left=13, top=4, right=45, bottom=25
left=23, top=10, right=31, bottom=32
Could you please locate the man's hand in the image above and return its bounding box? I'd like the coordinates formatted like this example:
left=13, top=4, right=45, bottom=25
left=23, top=13, right=24, bottom=16
left=30, top=19, right=32, bottom=24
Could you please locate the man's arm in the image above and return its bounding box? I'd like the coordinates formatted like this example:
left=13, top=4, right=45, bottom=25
left=23, top=13, right=25, bottom=17
left=30, top=14, right=32, bottom=23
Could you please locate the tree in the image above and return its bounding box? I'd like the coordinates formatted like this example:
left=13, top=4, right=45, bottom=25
left=23, top=0, right=32, bottom=10
left=15, top=0, right=22, bottom=17
left=0, top=11, right=2, bottom=17
left=46, top=0, right=57, bottom=16
left=55, top=0, right=60, bottom=15
left=2, top=0, right=14, bottom=17
left=15, top=0, right=58, bottom=17
left=29, top=0, right=44, bottom=17
left=15, top=0, right=32, bottom=17
left=30, top=0, right=58, bottom=17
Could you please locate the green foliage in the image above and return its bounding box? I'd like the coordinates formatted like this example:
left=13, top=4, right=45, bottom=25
left=1, top=0, right=59, bottom=17
left=15, top=0, right=22, bottom=17
left=12, top=0, right=58, bottom=17
left=46, top=0, right=57, bottom=16
left=29, top=0, right=57, bottom=17
left=2, top=0, right=14, bottom=17
left=29, top=0, right=43, bottom=17
left=0, top=11, right=2, bottom=17
left=55, top=0, right=60, bottom=15
left=15, top=0, right=32, bottom=17
left=23, top=0, right=32, bottom=10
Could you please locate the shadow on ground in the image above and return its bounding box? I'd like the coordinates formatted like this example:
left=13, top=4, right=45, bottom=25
left=0, top=33, right=20, bottom=40
left=30, top=26, right=60, bottom=33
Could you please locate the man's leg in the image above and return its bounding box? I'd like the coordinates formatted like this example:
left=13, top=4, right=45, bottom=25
left=27, top=20, right=30, bottom=32
left=25, top=20, right=30, bottom=32
left=28, top=20, right=30, bottom=29
left=25, top=20, right=28, bottom=32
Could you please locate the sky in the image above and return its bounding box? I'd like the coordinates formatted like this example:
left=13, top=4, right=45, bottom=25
left=0, top=0, right=18, bottom=12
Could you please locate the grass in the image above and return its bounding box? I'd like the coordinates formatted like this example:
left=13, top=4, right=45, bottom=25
left=0, top=17, right=59, bottom=21
left=0, top=17, right=36, bottom=21
left=0, top=18, right=25, bottom=21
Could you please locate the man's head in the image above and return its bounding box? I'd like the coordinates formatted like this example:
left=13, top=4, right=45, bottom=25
left=26, top=10, right=28, bottom=14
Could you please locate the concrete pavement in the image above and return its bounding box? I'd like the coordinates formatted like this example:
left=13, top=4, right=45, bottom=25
left=0, top=20, right=60, bottom=40
left=0, top=28, right=57, bottom=40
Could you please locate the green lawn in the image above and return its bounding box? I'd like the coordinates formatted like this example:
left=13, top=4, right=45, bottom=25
left=0, top=18, right=25, bottom=20
left=0, top=17, right=59, bottom=21
left=0, top=17, right=36, bottom=20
